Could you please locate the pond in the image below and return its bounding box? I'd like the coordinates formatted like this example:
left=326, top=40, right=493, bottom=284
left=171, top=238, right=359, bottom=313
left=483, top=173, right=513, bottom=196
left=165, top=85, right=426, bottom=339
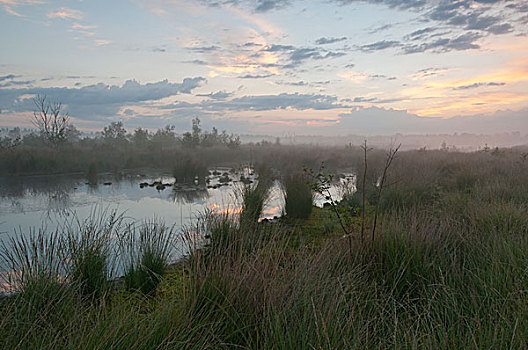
left=0, top=167, right=275, bottom=238
left=0, top=167, right=355, bottom=292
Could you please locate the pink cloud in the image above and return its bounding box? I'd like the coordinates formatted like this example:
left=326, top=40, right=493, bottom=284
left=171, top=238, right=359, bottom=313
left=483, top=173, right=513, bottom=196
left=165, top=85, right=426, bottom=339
left=47, top=7, right=83, bottom=20
left=1, top=0, right=44, bottom=17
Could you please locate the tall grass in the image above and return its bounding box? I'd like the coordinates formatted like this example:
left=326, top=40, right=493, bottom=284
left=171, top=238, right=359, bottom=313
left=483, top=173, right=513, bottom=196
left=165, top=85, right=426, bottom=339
left=64, top=209, right=124, bottom=299
left=0, top=229, right=71, bottom=322
left=2, top=148, right=528, bottom=348
left=237, top=170, right=272, bottom=226
left=283, top=173, right=313, bottom=219
left=122, top=220, right=174, bottom=294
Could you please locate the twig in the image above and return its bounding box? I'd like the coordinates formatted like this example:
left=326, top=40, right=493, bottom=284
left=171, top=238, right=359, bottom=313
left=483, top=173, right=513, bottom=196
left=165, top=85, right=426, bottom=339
left=371, top=144, right=401, bottom=247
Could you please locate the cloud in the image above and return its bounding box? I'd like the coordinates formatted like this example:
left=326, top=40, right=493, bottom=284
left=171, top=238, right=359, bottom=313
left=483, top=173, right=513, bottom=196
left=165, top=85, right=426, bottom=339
left=332, top=0, right=525, bottom=56
left=404, top=27, right=437, bottom=41
left=426, top=0, right=522, bottom=37
left=345, top=95, right=404, bottom=104
left=369, top=74, right=397, bottom=80
left=1, top=0, right=43, bottom=17
left=338, top=70, right=368, bottom=83
left=411, top=67, right=450, bottom=79
left=367, top=23, right=394, bottom=34
left=453, top=82, right=506, bottom=90
left=187, top=45, right=220, bottom=53
left=359, top=40, right=400, bottom=52
left=183, top=59, right=209, bottom=65
left=242, top=42, right=262, bottom=47
left=0, top=80, right=33, bottom=87
left=315, top=36, right=347, bottom=45
left=238, top=73, right=274, bottom=79
left=361, top=32, right=483, bottom=54
left=403, top=32, right=482, bottom=53
left=200, top=92, right=347, bottom=111
left=336, top=105, right=528, bottom=134
left=0, top=77, right=206, bottom=120
left=153, top=92, right=349, bottom=115
left=71, top=23, right=97, bottom=30
left=197, top=90, right=234, bottom=99
left=200, top=0, right=291, bottom=13
left=262, top=44, right=346, bottom=67
left=506, top=3, right=528, bottom=12
left=0, top=74, right=20, bottom=82
left=254, top=0, right=290, bottom=12
left=47, top=7, right=83, bottom=20
left=332, top=0, right=426, bottom=11
left=94, top=39, right=113, bottom=46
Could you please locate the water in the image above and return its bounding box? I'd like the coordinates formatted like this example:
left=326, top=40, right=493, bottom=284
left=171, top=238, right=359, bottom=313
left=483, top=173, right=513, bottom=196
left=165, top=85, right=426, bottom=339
left=0, top=168, right=354, bottom=292
left=0, top=169, right=355, bottom=237
left=0, top=168, right=277, bottom=237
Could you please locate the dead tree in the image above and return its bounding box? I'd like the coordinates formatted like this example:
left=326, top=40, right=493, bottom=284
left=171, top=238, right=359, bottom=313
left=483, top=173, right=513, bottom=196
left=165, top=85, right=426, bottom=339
left=360, top=140, right=372, bottom=245
left=371, top=143, right=401, bottom=247
left=32, top=95, right=70, bottom=145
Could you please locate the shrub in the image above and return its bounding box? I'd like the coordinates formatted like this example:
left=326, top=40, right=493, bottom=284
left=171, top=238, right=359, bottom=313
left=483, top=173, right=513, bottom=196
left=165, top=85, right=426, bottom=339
left=172, top=155, right=208, bottom=184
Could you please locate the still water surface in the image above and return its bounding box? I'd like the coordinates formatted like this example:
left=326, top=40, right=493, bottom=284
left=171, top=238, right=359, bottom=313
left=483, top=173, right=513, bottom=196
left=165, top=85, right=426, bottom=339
left=0, top=168, right=271, bottom=237
left=0, top=168, right=353, bottom=238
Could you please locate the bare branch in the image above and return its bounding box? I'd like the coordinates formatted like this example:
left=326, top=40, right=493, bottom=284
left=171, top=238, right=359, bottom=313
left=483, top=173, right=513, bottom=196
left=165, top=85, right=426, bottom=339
left=32, top=95, right=70, bottom=146
left=371, top=143, right=401, bottom=246
left=359, top=140, right=372, bottom=245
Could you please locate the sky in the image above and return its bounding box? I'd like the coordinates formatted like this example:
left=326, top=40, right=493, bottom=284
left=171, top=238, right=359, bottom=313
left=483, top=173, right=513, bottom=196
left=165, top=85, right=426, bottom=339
left=0, top=0, right=527, bottom=135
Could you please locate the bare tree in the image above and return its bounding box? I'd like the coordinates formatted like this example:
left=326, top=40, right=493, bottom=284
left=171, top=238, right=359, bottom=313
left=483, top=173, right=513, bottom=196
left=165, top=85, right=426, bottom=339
left=32, top=95, right=70, bottom=145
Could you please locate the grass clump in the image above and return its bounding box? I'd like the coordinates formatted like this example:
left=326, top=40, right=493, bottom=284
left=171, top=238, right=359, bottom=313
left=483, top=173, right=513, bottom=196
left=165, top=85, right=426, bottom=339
left=122, top=220, right=174, bottom=295
left=283, top=173, right=313, bottom=219
left=0, top=230, right=71, bottom=319
left=65, top=210, right=123, bottom=299
left=238, top=170, right=272, bottom=226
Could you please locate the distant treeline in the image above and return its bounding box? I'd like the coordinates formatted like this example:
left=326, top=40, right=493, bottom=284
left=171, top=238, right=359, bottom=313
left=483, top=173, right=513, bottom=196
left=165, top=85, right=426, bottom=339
left=0, top=117, right=240, bottom=150
left=0, top=115, right=365, bottom=177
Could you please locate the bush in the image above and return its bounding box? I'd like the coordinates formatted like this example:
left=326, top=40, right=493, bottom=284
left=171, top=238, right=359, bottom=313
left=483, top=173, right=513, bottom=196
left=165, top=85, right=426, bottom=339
left=172, top=155, right=208, bottom=184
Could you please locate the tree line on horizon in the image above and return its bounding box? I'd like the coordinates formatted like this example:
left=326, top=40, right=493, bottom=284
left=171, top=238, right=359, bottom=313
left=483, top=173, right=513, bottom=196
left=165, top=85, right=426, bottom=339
left=0, top=95, right=241, bottom=150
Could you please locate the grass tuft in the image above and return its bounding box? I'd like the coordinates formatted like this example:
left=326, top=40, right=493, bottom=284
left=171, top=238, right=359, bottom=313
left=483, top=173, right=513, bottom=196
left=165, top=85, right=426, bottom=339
left=283, top=173, right=313, bottom=219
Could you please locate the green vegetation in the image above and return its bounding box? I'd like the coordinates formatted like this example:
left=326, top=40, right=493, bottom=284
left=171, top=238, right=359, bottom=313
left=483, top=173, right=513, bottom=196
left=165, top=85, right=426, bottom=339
left=122, top=221, right=174, bottom=294
left=2, top=147, right=528, bottom=348
left=283, top=173, right=313, bottom=219
left=238, top=168, right=273, bottom=226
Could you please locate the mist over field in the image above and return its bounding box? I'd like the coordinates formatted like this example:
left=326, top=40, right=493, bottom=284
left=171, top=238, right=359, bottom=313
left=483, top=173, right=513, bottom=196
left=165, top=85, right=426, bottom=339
left=2, top=0, right=528, bottom=348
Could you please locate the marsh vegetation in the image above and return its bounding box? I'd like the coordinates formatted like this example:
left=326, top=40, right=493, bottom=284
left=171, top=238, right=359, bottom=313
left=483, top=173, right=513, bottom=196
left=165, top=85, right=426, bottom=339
left=1, top=134, right=528, bottom=348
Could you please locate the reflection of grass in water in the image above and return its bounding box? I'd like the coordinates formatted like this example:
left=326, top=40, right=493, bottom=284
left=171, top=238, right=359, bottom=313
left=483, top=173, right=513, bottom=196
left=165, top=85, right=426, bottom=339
left=169, top=187, right=209, bottom=203
left=44, top=190, right=71, bottom=220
